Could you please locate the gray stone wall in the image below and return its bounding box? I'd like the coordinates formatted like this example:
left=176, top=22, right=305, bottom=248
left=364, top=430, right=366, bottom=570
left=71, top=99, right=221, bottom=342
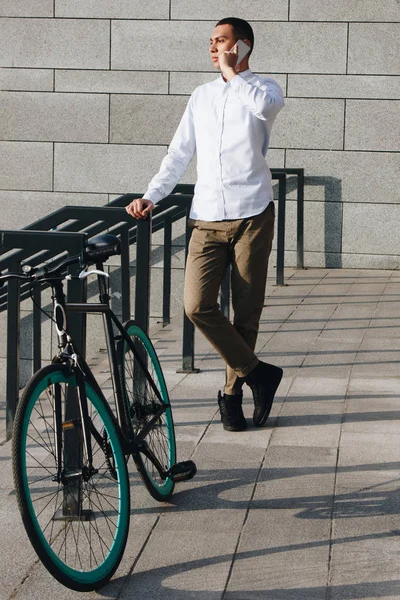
left=0, top=2, right=399, bottom=274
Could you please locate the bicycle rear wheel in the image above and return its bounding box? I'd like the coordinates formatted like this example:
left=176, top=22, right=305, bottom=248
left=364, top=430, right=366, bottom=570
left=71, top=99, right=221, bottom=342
left=12, top=364, right=130, bottom=592
left=118, top=320, right=176, bottom=501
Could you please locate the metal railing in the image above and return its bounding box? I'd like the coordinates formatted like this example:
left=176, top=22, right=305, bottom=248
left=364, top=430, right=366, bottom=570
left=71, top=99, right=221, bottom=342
left=0, top=168, right=304, bottom=437
left=0, top=198, right=193, bottom=437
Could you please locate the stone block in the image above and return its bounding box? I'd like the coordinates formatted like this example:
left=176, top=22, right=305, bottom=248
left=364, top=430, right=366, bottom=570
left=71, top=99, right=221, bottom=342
left=0, top=141, right=52, bottom=191
left=110, top=94, right=189, bottom=145
left=286, top=149, right=400, bottom=204
left=290, top=0, right=400, bottom=21
left=112, top=21, right=347, bottom=74
left=286, top=200, right=343, bottom=254
left=54, top=143, right=168, bottom=193
left=348, top=23, right=399, bottom=75
left=251, top=22, right=347, bottom=74
left=0, top=92, right=109, bottom=143
left=170, top=71, right=223, bottom=95
left=345, top=100, right=400, bottom=152
left=0, top=19, right=110, bottom=69
left=171, top=0, right=289, bottom=20
left=342, top=203, right=400, bottom=256
left=55, top=0, right=169, bottom=18
left=55, top=70, right=168, bottom=94
left=0, top=191, right=107, bottom=230
left=0, top=68, right=53, bottom=92
left=112, top=20, right=213, bottom=71
left=288, top=75, right=400, bottom=100
left=267, top=149, right=285, bottom=168
left=169, top=71, right=287, bottom=95
left=0, top=0, right=53, bottom=16
left=273, top=98, right=344, bottom=150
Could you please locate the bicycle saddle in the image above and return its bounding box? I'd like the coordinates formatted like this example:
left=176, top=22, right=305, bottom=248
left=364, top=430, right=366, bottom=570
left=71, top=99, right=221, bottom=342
left=83, top=234, right=121, bottom=263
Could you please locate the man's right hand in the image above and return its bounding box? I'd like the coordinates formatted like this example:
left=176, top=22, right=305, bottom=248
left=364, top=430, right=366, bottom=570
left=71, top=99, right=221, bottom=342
left=125, top=198, right=155, bottom=219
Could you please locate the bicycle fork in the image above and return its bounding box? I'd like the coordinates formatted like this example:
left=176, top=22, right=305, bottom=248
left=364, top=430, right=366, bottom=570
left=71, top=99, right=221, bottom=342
left=53, top=365, right=97, bottom=521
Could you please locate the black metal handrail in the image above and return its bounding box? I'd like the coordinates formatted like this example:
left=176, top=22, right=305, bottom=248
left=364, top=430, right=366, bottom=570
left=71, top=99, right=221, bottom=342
left=1, top=230, right=88, bottom=439
left=0, top=168, right=304, bottom=437
left=0, top=199, right=192, bottom=438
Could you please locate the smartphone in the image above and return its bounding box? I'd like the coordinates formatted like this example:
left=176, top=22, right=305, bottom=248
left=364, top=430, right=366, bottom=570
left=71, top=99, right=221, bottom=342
left=230, top=39, right=251, bottom=64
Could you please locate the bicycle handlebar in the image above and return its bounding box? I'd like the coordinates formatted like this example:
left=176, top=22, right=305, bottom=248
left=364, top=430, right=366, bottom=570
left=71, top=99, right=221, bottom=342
left=0, top=253, right=82, bottom=289
left=0, top=233, right=121, bottom=289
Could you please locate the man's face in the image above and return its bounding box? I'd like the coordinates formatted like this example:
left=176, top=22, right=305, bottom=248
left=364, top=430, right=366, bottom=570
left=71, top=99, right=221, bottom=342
left=209, top=24, right=237, bottom=70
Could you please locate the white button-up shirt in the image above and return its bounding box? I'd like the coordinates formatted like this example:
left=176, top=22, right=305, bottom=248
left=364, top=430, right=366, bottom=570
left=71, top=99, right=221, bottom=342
left=144, top=69, right=284, bottom=221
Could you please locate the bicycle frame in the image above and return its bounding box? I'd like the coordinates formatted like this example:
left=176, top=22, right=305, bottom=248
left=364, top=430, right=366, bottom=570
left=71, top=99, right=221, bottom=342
left=49, top=266, right=170, bottom=467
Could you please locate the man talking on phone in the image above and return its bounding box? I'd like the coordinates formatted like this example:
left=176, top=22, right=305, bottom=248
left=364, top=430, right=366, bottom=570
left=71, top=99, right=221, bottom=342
left=126, top=17, right=284, bottom=431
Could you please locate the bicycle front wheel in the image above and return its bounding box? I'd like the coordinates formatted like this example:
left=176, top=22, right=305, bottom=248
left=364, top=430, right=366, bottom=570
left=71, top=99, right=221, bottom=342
left=118, top=321, right=176, bottom=502
left=12, top=364, right=130, bottom=592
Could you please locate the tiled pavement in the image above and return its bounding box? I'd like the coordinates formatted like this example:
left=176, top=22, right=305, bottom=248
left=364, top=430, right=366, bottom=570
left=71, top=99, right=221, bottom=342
left=0, top=267, right=400, bottom=599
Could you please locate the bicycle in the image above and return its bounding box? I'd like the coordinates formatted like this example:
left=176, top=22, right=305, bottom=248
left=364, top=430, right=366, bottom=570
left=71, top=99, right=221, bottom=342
left=0, top=233, right=196, bottom=592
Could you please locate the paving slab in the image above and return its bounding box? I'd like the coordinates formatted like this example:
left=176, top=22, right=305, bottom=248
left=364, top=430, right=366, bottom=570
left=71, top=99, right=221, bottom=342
left=1, top=267, right=400, bottom=599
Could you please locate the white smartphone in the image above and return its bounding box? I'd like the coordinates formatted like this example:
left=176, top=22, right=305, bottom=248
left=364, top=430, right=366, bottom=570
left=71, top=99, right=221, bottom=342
left=230, top=39, right=251, bottom=64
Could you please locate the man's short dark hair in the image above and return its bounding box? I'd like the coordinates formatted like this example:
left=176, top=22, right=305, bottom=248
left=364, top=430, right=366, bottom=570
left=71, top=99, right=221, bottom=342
left=216, top=17, right=254, bottom=55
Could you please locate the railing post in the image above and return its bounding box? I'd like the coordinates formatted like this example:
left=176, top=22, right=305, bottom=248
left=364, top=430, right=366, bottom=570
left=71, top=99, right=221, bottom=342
left=163, top=216, right=172, bottom=327
left=120, top=225, right=131, bottom=323
left=6, top=260, right=21, bottom=440
left=276, top=173, right=287, bottom=286
left=32, top=284, right=42, bottom=373
left=178, top=207, right=199, bottom=373
left=297, top=168, right=305, bottom=269
left=67, top=268, right=87, bottom=358
left=135, top=217, right=151, bottom=335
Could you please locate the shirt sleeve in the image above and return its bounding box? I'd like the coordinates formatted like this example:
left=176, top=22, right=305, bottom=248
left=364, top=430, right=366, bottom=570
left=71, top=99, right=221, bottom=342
left=229, top=75, right=284, bottom=121
left=143, top=96, right=196, bottom=203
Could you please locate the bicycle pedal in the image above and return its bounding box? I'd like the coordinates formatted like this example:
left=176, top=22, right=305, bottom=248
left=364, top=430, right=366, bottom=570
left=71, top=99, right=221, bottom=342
left=167, top=460, right=197, bottom=483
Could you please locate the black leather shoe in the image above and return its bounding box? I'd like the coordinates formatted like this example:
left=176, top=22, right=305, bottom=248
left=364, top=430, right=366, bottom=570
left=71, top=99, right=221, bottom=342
left=245, top=361, right=283, bottom=427
left=217, top=391, right=247, bottom=431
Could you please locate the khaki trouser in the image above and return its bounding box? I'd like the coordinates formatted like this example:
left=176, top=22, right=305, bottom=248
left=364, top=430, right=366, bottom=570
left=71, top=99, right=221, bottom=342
left=184, top=202, right=275, bottom=395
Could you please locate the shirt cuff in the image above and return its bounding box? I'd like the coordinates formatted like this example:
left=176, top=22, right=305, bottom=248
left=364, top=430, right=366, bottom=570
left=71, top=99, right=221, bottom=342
left=143, top=188, right=163, bottom=204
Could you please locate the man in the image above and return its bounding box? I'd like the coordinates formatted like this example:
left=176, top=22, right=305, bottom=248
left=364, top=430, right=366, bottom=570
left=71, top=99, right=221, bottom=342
left=126, top=17, right=284, bottom=432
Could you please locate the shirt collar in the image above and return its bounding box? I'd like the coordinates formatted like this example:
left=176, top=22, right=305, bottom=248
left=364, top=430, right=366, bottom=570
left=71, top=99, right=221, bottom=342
left=218, top=68, right=253, bottom=85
